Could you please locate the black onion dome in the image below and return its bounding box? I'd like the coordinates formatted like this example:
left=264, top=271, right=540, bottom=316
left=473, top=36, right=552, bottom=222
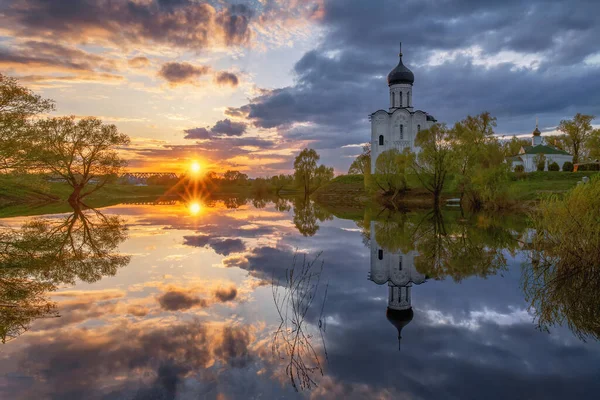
left=387, top=53, right=414, bottom=86
left=533, top=126, right=541, bottom=136
left=386, top=307, right=414, bottom=336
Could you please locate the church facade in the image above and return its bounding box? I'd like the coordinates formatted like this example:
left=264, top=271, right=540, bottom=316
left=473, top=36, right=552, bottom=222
left=370, top=45, right=437, bottom=171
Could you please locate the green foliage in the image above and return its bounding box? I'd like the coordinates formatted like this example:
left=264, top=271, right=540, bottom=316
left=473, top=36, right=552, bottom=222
left=562, top=161, right=574, bottom=172
left=412, top=123, right=454, bottom=203
left=514, top=165, right=524, bottom=173
left=548, top=161, right=559, bottom=171
left=293, top=148, right=334, bottom=194
left=270, top=174, right=294, bottom=194
left=558, top=113, right=598, bottom=163
left=534, top=153, right=547, bottom=171
left=0, top=73, right=55, bottom=171
left=31, top=117, right=130, bottom=202
left=502, top=136, right=530, bottom=157
left=223, top=170, right=249, bottom=182
left=525, top=175, right=600, bottom=340
left=468, top=164, right=512, bottom=209
left=374, top=149, right=408, bottom=200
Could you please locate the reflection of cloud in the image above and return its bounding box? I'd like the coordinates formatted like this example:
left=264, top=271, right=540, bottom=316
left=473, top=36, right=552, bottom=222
left=214, top=287, right=238, bottom=302
left=214, top=71, right=239, bottom=87
left=1, top=320, right=257, bottom=400
left=184, top=235, right=246, bottom=256
left=157, top=290, right=208, bottom=311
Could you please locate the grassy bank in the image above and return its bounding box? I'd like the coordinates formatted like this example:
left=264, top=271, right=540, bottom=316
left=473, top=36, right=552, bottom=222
left=312, top=171, right=599, bottom=209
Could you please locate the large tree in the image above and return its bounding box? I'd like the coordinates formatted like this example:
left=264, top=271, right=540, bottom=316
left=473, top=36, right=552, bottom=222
left=374, top=148, right=408, bottom=201
left=411, top=124, right=455, bottom=205
left=293, top=148, right=333, bottom=195
left=294, top=148, right=319, bottom=194
left=32, top=116, right=130, bottom=203
left=502, top=135, right=531, bottom=157
left=558, top=113, right=597, bottom=163
left=0, top=74, right=54, bottom=171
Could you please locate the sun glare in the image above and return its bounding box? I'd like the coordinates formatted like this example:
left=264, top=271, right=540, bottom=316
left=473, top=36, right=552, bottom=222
left=189, top=202, right=202, bottom=216
left=190, top=161, right=201, bottom=174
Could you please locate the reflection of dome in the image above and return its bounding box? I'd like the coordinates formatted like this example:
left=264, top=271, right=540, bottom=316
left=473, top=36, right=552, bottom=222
left=387, top=53, right=414, bottom=86
left=386, top=307, right=414, bottom=350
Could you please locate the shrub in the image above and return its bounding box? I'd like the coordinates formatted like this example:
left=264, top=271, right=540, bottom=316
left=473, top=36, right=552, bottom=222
left=514, top=165, right=524, bottom=173
left=562, top=161, right=574, bottom=172
left=548, top=162, right=559, bottom=171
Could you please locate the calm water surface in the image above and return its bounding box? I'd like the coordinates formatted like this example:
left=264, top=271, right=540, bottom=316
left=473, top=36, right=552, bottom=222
left=1, top=199, right=599, bottom=399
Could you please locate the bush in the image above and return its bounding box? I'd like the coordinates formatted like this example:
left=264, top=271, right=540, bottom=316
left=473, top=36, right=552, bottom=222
left=562, top=161, right=574, bottom=172
left=514, top=165, right=524, bottom=173
left=548, top=162, right=560, bottom=171
left=534, top=153, right=547, bottom=171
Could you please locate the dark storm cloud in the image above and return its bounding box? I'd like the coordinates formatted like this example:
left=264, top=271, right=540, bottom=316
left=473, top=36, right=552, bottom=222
left=211, top=119, right=247, bottom=136
left=157, top=290, right=207, bottom=310
left=183, top=235, right=246, bottom=255
left=229, top=0, right=600, bottom=168
left=215, top=71, right=240, bottom=87
left=158, top=61, right=210, bottom=84
left=183, top=127, right=212, bottom=140
left=1, top=0, right=254, bottom=50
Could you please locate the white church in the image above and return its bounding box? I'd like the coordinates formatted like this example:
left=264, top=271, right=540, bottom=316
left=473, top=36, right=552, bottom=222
left=506, top=123, right=573, bottom=172
left=370, top=44, right=437, bottom=171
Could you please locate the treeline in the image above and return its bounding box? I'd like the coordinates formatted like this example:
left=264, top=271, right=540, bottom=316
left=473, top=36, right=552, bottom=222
left=188, top=148, right=334, bottom=197
left=0, top=74, right=129, bottom=204
left=351, top=112, right=600, bottom=209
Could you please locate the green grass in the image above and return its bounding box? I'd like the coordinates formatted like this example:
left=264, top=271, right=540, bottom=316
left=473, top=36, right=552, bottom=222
left=329, top=174, right=364, bottom=184
left=508, top=171, right=599, bottom=201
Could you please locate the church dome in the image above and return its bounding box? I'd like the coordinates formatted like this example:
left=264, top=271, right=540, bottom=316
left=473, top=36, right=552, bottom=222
left=386, top=307, right=414, bottom=335
left=387, top=52, right=414, bottom=86
left=533, top=126, right=541, bottom=136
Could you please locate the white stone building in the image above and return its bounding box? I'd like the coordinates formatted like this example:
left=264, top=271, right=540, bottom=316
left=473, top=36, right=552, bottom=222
left=507, top=124, right=573, bottom=172
left=369, top=221, right=428, bottom=350
left=370, top=44, right=437, bottom=171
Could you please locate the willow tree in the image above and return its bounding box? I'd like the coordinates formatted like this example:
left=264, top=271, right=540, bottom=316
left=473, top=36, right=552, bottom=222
left=32, top=116, right=130, bottom=203
left=411, top=123, right=454, bottom=205
left=0, top=73, right=54, bottom=171
left=293, top=148, right=333, bottom=195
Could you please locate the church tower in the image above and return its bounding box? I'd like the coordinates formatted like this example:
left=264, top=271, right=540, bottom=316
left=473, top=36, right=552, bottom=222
left=388, top=43, right=415, bottom=112
left=370, top=43, right=436, bottom=172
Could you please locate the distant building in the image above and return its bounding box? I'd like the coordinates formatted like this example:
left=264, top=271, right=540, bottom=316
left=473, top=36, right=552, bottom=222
left=370, top=44, right=437, bottom=171
left=507, top=124, right=573, bottom=172
left=368, top=221, right=428, bottom=350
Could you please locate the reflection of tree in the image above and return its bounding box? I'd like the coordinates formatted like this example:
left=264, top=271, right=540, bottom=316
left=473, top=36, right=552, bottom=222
left=292, top=198, right=333, bottom=237
left=0, top=204, right=130, bottom=343
left=370, top=209, right=519, bottom=282
left=271, top=253, right=328, bottom=391
left=522, top=259, right=600, bottom=341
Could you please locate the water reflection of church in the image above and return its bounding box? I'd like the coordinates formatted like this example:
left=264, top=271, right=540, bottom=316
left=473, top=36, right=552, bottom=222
left=368, top=222, right=427, bottom=350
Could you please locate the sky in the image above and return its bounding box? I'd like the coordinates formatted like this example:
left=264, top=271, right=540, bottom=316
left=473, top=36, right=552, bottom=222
left=2, top=0, right=600, bottom=175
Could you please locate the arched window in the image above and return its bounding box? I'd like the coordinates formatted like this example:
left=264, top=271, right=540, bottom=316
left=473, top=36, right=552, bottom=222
left=408, top=91, right=411, bottom=106
left=417, top=124, right=421, bottom=132
left=378, top=135, right=384, bottom=146
left=399, top=256, right=403, bottom=271
left=399, top=92, right=403, bottom=107
left=378, top=249, right=383, bottom=260
left=391, top=92, right=395, bottom=108
left=400, top=124, right=404, bottom=140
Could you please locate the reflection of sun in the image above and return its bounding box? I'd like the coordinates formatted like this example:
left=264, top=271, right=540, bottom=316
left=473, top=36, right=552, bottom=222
left=190, top=161, right=201, bottom=174
left=189, top=202, right=202, bottom=215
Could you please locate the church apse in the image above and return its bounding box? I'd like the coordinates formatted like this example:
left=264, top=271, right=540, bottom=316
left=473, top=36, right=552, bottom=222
left=368, top=221, right=427, bottom=350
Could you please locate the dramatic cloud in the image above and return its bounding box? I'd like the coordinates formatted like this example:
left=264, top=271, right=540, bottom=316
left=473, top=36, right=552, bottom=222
left=158, top=62, right=210, bottom=85
left=183, top=119, right=247, bottom=139
left=214, top=71, right=240, bottom=87
left=1, top=0, right=255, bottom=50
